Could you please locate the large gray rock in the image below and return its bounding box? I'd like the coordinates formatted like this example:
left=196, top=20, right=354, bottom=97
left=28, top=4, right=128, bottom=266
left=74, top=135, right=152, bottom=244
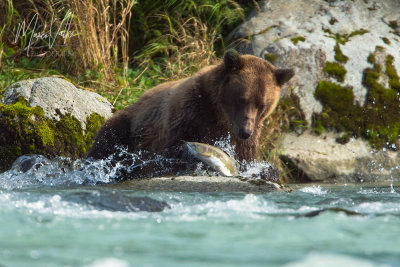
left=231, top=0, right=400, bottom=123
left=1, top=77, right=113, bottom=129
left=229, top=0, right=400, bottom=183
left=280, top=132, right=400, bottom=183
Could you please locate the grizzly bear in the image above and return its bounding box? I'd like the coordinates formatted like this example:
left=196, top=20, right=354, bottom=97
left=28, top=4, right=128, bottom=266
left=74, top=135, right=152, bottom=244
left=86, top=50, right=294, bottom=166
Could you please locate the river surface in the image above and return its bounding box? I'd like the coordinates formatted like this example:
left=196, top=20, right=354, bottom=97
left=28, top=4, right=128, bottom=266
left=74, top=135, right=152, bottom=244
left=0, top=142, right=400, bottom=267
left=1, top=169, right=400, bottom=267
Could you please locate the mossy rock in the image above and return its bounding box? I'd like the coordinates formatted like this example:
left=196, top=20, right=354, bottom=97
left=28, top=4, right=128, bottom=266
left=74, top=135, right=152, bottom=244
left=291, top=36, right=306, bottom=45
left=385, top=55, right=400, bottom=91
left=334, top=44, right=349, bottom=64
left=324, top=28, right=368, bottom=45
left=314, top=48, right=400, bottom=150
left=323, top=61, right=347, bottom=82
left=314, top=80, right=363, bottom=135
left=0, top=98, right=105, bottom=172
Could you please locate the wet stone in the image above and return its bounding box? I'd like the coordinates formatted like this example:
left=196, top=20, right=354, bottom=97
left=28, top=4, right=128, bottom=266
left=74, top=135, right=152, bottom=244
left=62, top=190, right=170, bottom=212
left=115, top=176, right=291, bottom=193
left=11, top=154, right=51, bottom=173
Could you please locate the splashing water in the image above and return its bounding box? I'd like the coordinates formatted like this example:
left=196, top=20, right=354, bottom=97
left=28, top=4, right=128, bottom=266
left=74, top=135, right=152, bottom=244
left=212, top=135, right=278, bottom=181
left=0, top=145, right=183, bottom=189
left=0, top=136, right=278, bottom=190
left=0, top=137, right=400, bottom=266
left=299, top=185, right=328, bottom=195
left=213, top=133, right=237, bottom=159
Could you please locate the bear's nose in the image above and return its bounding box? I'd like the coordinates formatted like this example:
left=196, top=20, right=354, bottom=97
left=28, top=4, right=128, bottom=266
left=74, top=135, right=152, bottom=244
left=238, top=128, right=251, bottom=139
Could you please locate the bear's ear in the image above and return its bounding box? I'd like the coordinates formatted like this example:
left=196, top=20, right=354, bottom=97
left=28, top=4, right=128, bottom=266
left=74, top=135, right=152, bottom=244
left=224, top=49, right=243, bottom=73
left=275, top=68, right=294, bottom=86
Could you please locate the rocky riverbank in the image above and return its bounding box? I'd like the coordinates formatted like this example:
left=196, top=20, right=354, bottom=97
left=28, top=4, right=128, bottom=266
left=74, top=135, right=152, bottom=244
left=1, top=0, right=400, bottom=184
left=0, top=77, right=113, bottom=172
left=231, top=0, right=400, bottom=183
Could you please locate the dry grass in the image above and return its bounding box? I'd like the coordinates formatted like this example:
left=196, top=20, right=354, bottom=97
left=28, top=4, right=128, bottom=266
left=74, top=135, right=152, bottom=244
left=0, top=0, right=15, bottom=69
left=2, top=0, right=249, bottom=85
left=67, top=0, right=135, bottom=82
left=258, top=93, right=305, bottom=183
left=162, top=16, right=219, bottom=79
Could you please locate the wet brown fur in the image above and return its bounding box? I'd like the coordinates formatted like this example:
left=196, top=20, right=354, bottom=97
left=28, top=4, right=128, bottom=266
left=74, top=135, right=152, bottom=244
left=86, top=51, right=294, bottom=162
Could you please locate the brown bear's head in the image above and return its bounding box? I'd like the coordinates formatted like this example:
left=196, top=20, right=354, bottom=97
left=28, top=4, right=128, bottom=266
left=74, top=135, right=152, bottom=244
left=220, top=49, right=294, bottom=140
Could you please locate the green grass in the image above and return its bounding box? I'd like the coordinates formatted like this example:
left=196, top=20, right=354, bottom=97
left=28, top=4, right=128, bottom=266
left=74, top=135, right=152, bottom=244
left=1, top=0, right=260, bottom=110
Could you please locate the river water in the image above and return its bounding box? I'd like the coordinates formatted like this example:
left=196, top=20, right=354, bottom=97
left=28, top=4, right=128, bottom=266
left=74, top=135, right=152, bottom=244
left=0, top=149, right=400, bottom=267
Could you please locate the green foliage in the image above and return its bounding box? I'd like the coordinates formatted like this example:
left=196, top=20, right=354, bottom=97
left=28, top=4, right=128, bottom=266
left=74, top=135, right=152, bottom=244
left=315, top=81, right=354, bottom=111
left=385, top=55, right=400, bottom=91
left=0, top=59, right=64, bottom=93
left=313, top=80, right=362, bottom=136
left=264, top=53, right=276, bottom=63
left=348, top=29, right=369, bottom=38
left=367, top=54, right=376, bottom=64
left=314, top=81, right=362, bottom=134
left=279, top=94, right=308, bottom=132
left=382, top=37, right=391, bottom=45
left=129, top=0, right=247, bottom=59
left=290, top=36, right=306, bottom=45
left=84, top=113, right=106, bottom=148
left=312, top=119, right=325, bottom=135
left=364, top=81, right=400, bottom=148
left=335, top=132, right=351, bottom=144
left=314, top=51, right=400, bottom=150
left=323, top=61, right=347, bottom=82
left=367, top=53, right=381, bottom=72
left=1, top=1, right=259, bottom=111
left=334, top=44, right=349, bottom=63
left=389, top=20, right=398, bottom=30
left=363, top=68, right=384, bottom=91
left=324, top=28, right=368, bottom=45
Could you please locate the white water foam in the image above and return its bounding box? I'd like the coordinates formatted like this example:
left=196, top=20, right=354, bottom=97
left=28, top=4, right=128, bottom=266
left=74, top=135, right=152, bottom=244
left=213, top=135, right=277, bottom=180
left=354, top=202, right=400, bottom=215
left=85, top=258, right=130, bottom=267
left=0, top=146, right=183, bottom=189
left=0, top=191, right=150, bottom=219
left=239, top=159, right=274, bottom=178
left=213, top=133, right=236, bottom=159
left=284, top=252, right=388, bottom=267
left=164, top=194, right=278, bottom=221
left=0, top=191, right=317, bottom=221
left=0, top=156, right=116, bottom=189
left=0, top=136, right=279, bottom=189
left=299, top=185, right=328, bottom=195
left=160, top=194, right=321, bottom=222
